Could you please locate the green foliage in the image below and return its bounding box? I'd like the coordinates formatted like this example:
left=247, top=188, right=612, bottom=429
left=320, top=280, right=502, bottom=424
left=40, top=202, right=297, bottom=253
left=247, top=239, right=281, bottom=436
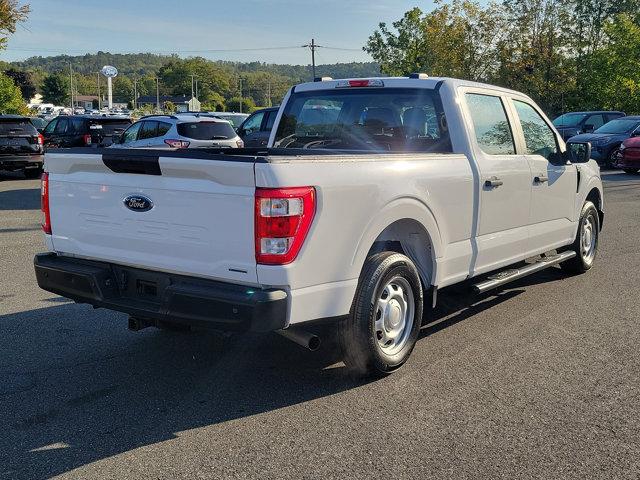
left=0, top=71, right=27, bottom=113
left=2, top=67, right=35, bottom=99
left=41, top=73, right=69, bottom=105
left=0, top=0, right=29, bottom=51
left=365, top=0, right=640, bottom=115
left=226, top=96, right=256, bottom=113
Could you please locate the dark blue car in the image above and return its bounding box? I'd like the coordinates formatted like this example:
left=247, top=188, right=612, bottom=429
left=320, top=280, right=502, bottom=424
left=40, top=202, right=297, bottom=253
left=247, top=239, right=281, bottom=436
left=568, top=116, right=640, bottom=165
left=553, top=111, right=625, bottom=141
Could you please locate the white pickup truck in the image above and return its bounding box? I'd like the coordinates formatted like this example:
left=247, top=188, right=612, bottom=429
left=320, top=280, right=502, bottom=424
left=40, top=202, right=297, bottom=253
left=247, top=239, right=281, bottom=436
left=35, top=75, right=603, bottom=376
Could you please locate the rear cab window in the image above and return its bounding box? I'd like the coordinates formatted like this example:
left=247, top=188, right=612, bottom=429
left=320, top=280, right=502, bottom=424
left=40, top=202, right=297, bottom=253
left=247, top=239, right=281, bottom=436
left=273, top=87, right=451, bottom=152
left=177, top=121, right=236, bottom=140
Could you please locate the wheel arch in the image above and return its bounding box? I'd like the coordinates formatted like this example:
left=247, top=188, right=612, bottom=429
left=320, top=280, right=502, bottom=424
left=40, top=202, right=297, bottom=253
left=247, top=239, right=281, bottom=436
left=585, top=185, right=604, bottom=230
left=352, top=198, right=443, bottom=288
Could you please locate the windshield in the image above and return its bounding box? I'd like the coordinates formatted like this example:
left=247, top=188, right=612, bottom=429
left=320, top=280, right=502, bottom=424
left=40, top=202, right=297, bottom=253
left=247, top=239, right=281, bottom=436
left=273, top=87, right=451, bottom=152
left=594, top=118, right=640, bottom=135
left=553, top=113, right=587, bottom=128
left=177, top=121, right=237, bottom=140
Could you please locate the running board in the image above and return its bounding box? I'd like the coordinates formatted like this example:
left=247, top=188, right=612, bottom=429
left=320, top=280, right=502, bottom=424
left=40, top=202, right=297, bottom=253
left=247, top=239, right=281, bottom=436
left=472, top=251, right=576, bottom=294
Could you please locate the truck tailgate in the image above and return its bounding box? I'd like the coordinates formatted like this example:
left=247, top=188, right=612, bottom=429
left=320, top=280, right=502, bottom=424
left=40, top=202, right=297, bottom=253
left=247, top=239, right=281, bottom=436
left=45, top=150, right=259, bottom=284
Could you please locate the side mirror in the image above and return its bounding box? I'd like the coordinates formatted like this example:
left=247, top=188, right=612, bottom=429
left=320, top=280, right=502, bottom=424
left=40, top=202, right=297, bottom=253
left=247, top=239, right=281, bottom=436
left=583, top=124, right=595, bottom=133
left=566, top=141, right=592, bottom=163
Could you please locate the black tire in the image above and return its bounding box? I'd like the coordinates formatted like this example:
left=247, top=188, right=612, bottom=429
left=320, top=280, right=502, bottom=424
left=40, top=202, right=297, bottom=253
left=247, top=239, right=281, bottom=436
left=560, top=201, right=599, bottom=274
left=23, top=167, right=43, bottom=179
left=339, top=251, right=423, bottom=376
left=623, top=168, right=639, bottom=175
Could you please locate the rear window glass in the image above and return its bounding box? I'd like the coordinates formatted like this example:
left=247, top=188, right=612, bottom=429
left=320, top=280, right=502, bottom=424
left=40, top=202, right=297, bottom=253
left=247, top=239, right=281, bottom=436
left=273, top=87, right=451, bottom=152
left=0, top=118, right=37, bottom=135
left=177, top=121, right=236, bottom=140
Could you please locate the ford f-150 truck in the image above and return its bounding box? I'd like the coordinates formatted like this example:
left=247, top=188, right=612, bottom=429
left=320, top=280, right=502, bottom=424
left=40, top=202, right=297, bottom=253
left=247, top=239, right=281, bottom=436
left=34, top=75, right=603, bottom=376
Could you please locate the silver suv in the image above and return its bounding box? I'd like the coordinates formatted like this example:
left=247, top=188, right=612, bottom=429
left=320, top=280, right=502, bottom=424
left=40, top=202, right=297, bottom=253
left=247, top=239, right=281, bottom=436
left=110, top=115, right=243, bottom=149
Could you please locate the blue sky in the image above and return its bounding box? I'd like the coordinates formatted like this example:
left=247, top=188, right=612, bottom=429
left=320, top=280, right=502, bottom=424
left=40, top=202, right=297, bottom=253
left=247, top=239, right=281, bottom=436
left=2, top=0, right=438, bottom=64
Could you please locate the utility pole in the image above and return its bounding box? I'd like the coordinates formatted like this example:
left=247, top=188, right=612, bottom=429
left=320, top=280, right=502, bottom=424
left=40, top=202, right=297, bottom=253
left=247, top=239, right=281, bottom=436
left=191, top=74, right=195, bottom=98
left=156, top=77, right=160, bottom=113
left=302, top=38, right=322, bottom=81
left=267, top=80, right=271, bottom=107
left=97, top=72, right=101, bottom=110
left=69, top=62, right=73, bottom=109
left=195, top=77, right=198, bottom=100
left=133, top=77, right=137, bottom=110
left=238, top=77, right=243, bottom=113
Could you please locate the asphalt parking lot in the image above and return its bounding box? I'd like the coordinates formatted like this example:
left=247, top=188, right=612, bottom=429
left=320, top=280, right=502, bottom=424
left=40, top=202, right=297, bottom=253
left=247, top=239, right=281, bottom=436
left=0, top=170, right=639, bottom=480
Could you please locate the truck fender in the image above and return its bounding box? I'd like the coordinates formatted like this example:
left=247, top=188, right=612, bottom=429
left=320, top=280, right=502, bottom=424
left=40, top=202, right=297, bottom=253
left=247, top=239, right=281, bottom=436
left=350, top=197, right=443, bottom=286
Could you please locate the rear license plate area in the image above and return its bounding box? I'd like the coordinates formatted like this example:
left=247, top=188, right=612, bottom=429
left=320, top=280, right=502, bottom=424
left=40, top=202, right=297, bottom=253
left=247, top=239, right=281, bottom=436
left=112, top=266, right=170, bottom=302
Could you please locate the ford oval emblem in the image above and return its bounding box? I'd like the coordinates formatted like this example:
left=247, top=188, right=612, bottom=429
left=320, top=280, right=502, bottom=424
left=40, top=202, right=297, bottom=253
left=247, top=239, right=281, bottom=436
left=123, top=194, right=153, bottom=212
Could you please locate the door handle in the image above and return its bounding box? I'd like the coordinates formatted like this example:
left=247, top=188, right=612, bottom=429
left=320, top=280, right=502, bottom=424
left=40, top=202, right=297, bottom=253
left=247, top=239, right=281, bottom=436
left=484, top=176, right=503, bottom=188
left=534, top=174, right=549, bottom=183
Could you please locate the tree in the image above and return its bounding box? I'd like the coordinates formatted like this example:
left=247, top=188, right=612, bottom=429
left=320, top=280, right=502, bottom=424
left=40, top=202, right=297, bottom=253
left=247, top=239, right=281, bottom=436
left=3, top=67, right=35, bottom=100
left=364, top=1, right=509, bottom=81
left=0, top=0, right=29, bottom=51
left=226, top=96, right=256, bottom=113
left=0, top=72, right=27, bottom=113
left=41, top=73, right=68, bottom=105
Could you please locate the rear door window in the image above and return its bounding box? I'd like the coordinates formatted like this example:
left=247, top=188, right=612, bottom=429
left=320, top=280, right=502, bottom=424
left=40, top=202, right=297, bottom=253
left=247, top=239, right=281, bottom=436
left=71, top=118, right=86, bottom=133
left=157, top=121, right=171, bottom=136
left=264, top=111, right=277, bottom=131
left=465, top=93, right=515, bottom=155
left=138, top=121, right=158, bottom=139
left=177, top=122, right=236, bottom=140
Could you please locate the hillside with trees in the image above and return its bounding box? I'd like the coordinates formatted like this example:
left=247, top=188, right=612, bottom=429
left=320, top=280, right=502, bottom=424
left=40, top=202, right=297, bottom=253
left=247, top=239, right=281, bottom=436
left=2, top=52, right=380, bottom=111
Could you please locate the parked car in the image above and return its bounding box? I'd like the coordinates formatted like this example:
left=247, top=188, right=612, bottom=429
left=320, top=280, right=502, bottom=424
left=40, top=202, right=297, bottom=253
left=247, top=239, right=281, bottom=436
left=35, top=75, right=603, bottom=376
left=613, top=136, right=640, bottom=174
left=209, top=112, right=249, bottom=130
left=568, top=115, right=640, bottom=165
left=0, top=115, right=44, bottom=178
left=29, top=116, right=48, bottom=133
left=553, top=111, right=625, bottom=141
left=110, top=115, right=243, bottom=149
left=237, top=107, right=278, bottom=147
left=42, top=115, right=132, bottom=149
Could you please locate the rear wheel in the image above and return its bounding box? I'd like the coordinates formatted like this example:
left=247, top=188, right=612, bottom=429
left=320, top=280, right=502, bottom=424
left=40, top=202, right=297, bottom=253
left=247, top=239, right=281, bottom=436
left=560, top=201, right=599, bottom=274
left=623, top=168, right=639, bottom=175
left=339, top=252, right=423, bottom=376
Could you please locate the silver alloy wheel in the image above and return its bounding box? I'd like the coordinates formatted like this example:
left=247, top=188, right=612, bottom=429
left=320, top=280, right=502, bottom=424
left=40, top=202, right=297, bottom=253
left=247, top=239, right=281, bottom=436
left=374, top=276, right=415, bottom=355
left=581, top=211, right=598, bottom=265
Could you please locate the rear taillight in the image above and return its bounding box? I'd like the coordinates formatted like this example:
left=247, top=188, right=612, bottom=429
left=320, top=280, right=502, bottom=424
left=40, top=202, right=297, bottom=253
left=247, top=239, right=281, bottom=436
left=255, top=187, right=315, bottom=265
left=164, top=139, right=190, bottom=148
left=37, top=133, right=44, bottom=145
left=41, top=172, right=52, bottom=234
left=83, top=134, right=92, bottom=146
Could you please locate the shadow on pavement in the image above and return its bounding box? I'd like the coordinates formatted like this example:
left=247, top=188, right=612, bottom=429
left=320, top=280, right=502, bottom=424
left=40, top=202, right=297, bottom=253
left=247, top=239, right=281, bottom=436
left=0, top=188, right=41, bottom=211
left=0, top=265, right=568, bottom=479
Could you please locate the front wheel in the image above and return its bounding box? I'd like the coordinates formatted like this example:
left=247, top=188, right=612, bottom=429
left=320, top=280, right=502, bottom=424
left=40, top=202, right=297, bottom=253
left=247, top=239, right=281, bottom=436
left=339, top=251, right=423, bottom=376
left=560, top=201, right=600, bottom=274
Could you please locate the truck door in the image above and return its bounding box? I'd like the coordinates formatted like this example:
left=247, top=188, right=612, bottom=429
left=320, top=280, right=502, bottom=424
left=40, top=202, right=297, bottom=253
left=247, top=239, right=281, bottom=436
left=463, top=92, right=533, bottom=274
left=509, top=99, right=577, bottom=251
